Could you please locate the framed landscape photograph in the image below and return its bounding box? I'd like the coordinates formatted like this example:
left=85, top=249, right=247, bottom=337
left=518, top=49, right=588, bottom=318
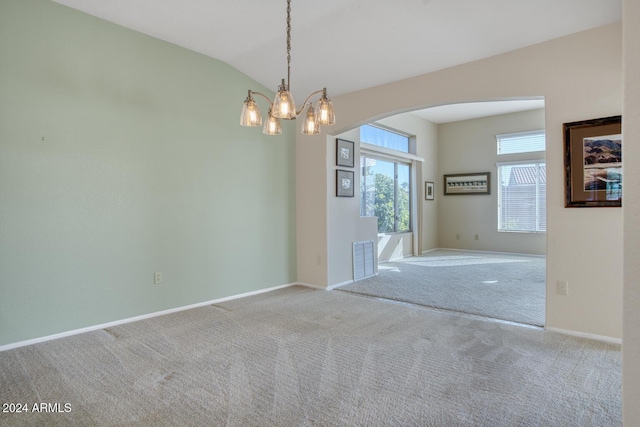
left=444, top=172, right=490, bottom=195
left=336, top=169, right=355, bottom=197
left=336, top=138, right=355, bottom=168
left=564, top=115, right=622, bottom=207
left=425, top=182, right=435, bottom=200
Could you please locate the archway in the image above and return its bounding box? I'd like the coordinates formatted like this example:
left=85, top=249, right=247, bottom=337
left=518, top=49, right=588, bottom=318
left=331, top=99, right=547, bottom=326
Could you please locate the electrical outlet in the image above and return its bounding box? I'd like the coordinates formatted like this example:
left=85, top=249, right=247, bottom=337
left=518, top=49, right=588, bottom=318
left=456, top=233, right=460, bottom=240
left=154, top=272, right=162, bottom=285
left=556, top=280, right=568, bottom=296
left=475, top=234, right=479, bottom=240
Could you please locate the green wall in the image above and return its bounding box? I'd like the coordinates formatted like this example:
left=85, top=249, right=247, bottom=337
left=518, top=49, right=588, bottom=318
left=0, top=0, right=296, bottom=346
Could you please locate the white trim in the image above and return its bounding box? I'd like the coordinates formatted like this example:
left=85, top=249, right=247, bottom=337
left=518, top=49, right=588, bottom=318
left=545, top=327, right=622, bottom=345
left=421, top=248, right=440, bottom=255
left=299, top=278, right=380, bottom=291
left=296, top=282, right=327, bottom=290
left=496, top=158, right=546, bottom=167
left=496, top=129, right=545, bottom=140
left=328, top=280, right=354, bottom=290
left=360, top=142, right=424, bottom=162
left=0, top=283, right=297, bottom=352
left=436, top=247, right=546, bottom=258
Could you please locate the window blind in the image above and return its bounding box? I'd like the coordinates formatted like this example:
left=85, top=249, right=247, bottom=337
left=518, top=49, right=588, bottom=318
left=361, top=124, right=410, bottom=153
left=497, top=130, right=545, bottom=154
left=497, top=161, right=546, bottom=232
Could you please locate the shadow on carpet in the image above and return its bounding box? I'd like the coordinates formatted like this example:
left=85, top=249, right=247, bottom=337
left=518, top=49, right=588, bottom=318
left=336, top=250, right=546, bottom=326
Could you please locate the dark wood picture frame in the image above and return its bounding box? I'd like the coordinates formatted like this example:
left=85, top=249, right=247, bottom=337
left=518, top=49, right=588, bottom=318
left=425, top=181, right=435, bottom=200
left=336, top=169, right=355, bottom=197
left=336, top=138, right=355, bottom=168
left=444, top=172, right=490, bottom=195
left=564, top=115, right=622, bottom=208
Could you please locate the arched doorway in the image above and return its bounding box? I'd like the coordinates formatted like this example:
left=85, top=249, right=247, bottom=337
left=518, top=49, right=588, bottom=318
left=332, top=99, right=547, bottom=327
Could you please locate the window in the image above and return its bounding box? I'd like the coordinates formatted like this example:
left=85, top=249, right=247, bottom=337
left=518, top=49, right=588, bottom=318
left=497, top=130, right=545, bottom=154
left=497, top=161, right=546, bottom=232
left=361, top=124, right=410, bottom=153
left=360, top=156, right=411, bottom=233
left=497, top=130, right=546, bottom=232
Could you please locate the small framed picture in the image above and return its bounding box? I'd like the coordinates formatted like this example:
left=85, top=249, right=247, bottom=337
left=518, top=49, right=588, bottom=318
left=336, top=138, right=355, bottom=168
left=564, top=115, right=622, bottom=207
left=425, top=182, right=435, bottom=200
left=336, top=169, right=355, bottom=197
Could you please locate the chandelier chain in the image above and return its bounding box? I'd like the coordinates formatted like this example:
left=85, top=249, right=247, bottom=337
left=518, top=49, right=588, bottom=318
left=286, top=0, right=291, bottom=88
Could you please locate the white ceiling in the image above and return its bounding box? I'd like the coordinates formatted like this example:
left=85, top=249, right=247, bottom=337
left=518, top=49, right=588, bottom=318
left=52, top=0, right=620, bottom=122
left=411, top=99, right=545, bottom=124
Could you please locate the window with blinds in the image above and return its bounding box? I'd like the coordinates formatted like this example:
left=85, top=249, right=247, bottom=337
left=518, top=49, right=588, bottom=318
left=497, top=161, right=546, bottom=232
left=361, top=124, right=410, bottom=153
left=497, top=130, right=545, bottom=154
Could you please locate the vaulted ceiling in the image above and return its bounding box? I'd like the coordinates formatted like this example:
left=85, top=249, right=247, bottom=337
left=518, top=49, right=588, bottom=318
left=52, top=0, right=621, bottom=121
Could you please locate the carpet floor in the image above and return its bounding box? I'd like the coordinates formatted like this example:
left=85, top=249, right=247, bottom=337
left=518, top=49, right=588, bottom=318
left=337, top=250, right=546, bottom=326
left=0, top=286, right=619, bottom=426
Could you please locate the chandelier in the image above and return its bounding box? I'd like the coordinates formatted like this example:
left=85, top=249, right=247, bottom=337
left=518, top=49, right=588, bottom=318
left=240, top=0, right=335, bottom=135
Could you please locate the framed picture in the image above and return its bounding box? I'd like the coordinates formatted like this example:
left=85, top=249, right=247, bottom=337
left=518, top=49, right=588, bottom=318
left=444, top=172, right=490, bottom=195
left=564, top=115, right=622, bottom=207
left=425, top=182, right=435, bottom=200
left=336, top=169, right=355, bottom=197
left=336, top=138, right=355, bottom=168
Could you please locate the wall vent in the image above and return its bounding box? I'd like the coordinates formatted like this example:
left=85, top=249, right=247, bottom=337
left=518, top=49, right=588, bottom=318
left=353, top=240, right=375, bottom=281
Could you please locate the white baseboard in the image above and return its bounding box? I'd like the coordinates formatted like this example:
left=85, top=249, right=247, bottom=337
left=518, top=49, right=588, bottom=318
left=421, top=248, right=440, bottom=255
left=299, top=276, right=381, bottom=291
left=297, top=282, right=328, bottom=290
left=327, top=280, right=353, bottom=290
left=384, top=248, right=543, bottom=261
left=436, top=247, right=545, bottom=258
left=298, top=281, right=347, bottom=290
left=0, top=282, right=297, bottom=352
left=545, top=327, right=622, bottom=345
left=298, top=281, right=356, bottom=291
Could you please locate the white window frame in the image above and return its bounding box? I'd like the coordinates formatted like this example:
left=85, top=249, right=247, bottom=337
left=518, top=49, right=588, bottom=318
left=497, top=160, right=546, bottom=233
left=360, top=153, right=413, bottom=234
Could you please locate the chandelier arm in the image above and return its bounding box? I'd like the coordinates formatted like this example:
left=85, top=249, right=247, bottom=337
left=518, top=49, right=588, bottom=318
left=295, top=89, right=325, bottom=116
left=249, top=90, right=274, bottom=107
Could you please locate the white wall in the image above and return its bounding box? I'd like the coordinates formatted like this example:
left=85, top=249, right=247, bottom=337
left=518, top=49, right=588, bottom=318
left=375, top=114, right=439, bottom=254
left=437, top=109, right=546, bottom=254
left=326, top=128, right=378, bottom=286
left=327, top=114, right=438, bottom=285
left=377, top=233, right=412, bottom=263
left=296, top=123, right=328, bottom=288
left=623, top=0, right=640, bottom=422
left=297, top=23, right=623, bottom=339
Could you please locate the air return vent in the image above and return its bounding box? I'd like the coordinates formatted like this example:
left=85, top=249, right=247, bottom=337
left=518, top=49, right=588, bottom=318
left=353, top=240, right=375, bottom=281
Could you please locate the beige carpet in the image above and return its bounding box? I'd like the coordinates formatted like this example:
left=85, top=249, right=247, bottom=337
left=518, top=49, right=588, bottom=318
left=338, top=250, right=546, bottom=326
left=0, top=286, right=620, bottom=426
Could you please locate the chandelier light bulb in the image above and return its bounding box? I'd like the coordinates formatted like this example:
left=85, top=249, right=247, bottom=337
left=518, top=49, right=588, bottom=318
left=302, top=103, right=320, bottom=135
left=263, top=110, right=282, bottom=135
left=272, top=80, right=297, bottom=119
left=316, top=89, right=335, bottom=126
left=240, top=92, right=262, bottom=127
